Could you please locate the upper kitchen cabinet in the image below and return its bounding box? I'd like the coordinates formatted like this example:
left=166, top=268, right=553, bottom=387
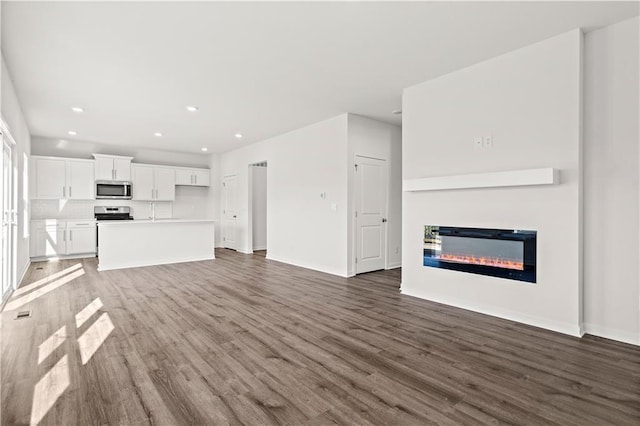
left=175, top=167, right=210, bottom=187
left=93, top=154, right=133, bottom=181
left=31, top=156, right=95, bottom=200
left=131, top=164, right=175, bottom=201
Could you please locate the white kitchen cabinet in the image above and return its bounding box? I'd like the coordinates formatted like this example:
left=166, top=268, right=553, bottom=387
left=131, top=164, right=175, bottom=201
left=33, top=158, right=66, bottom=199
left=67, top=160, right=95, bottom=199
left=30, top=220, right=96, bottom=258
left=193, top=169, right=210, bottom=186
left=67, top=221, right=97, bottom=255
left=175, top=167, right=210, bottom=187
left=155, top=167, right=176, bottom=200
left=175, top=168, right=193, bottom=186
left=93, top=154, right=132, bottom=181
left=132, top=165, right=155, bottom=200
left=31, top=156, right=95, bottom=200
left=31, top=223, right=65, bottom=258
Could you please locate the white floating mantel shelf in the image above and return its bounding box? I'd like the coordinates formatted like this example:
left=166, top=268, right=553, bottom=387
left=403, top=168, right=559, bottom=192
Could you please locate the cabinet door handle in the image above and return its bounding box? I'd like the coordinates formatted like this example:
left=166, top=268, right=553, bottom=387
left=63, top=186, right=66, bottom=198
left=63, top=231, right=66, bottom=242
left=69, top=186, right=72, bottom=198
left=70, top=230, right=73, bottom=241
left=151, top=189, right=154, bottom=199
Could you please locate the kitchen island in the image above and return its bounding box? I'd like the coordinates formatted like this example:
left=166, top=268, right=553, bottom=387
left=97, top=219, right=215, bottom=271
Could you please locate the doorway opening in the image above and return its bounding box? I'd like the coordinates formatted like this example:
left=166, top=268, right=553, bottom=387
left=248, top=162, right=267, bottom=256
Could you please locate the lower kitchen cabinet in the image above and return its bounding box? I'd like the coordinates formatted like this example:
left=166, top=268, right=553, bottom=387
left=30, top=220, right=97, bottom=258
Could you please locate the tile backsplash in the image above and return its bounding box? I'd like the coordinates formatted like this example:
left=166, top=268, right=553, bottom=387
left=31, top=199, right=173, bottom=220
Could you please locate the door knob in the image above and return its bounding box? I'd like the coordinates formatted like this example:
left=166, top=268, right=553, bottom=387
left=382, top=218, right=388, bottom=223
left=233, top=215, right=237, bottom=218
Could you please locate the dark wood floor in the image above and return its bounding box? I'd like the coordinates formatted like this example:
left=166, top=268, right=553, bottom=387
left=1, top=250, right=639, bottom=425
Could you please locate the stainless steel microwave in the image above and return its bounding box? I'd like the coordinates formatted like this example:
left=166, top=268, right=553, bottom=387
left=95, top=181, right=132, bottom=199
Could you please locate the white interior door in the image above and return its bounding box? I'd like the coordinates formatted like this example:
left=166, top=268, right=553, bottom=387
left=222, top=175, right=238, bottom=250
left=2, top=140, right=13, bottom=299
left=355, top=156, right=388, bottom=274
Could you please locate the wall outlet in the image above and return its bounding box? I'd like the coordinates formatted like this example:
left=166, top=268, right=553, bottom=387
left=483, top=135, right=493, bottom=149
left=474, top=137, right=483, bottom=150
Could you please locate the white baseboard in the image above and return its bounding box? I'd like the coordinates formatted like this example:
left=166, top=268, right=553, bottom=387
left=386, top=262, right=401, bottom=270
left=18, top=259, right=31, bottom=287
left=584, top=323, right=639, bottom=346
left=266, top=254, right=348, bottom=278
left=400, top=284, right=582, bottom=338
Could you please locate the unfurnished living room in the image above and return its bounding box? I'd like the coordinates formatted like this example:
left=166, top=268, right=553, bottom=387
left=1, top=1, right=639, bottom=425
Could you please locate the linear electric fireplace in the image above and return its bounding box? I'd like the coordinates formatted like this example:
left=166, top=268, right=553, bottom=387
left=423, top=226, right=537, bottom=283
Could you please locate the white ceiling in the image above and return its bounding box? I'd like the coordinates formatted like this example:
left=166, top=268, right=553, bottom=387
left=2, top=1, right=638, bottom=154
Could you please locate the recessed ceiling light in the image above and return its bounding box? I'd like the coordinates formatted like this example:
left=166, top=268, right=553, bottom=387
left=71, top=107, right=84, bottom=113
left=68, top=130, right=77, bottom=136
left=201, top=147, right=208, bottom=152
left=392, top=110, right=402, bottom=115
left=154, top=132, right=163, bottom=137
left=234, top=133, right=243, bottom=139
left=186, top=106, right=199, bottom=112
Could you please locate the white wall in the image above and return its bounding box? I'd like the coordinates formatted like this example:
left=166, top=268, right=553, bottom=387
left=251, top=165, right=267, bottom=250
left=207, top=154, right=222, bottom=247
left=347, top=114, right=402, bottom=275
left=583, top=17, right=639, bottom=345
left=402, top=30, right=583, bottom=336
left=1, top=54, right=32, bottom=286
left=219, top=114, right=349, bottom=276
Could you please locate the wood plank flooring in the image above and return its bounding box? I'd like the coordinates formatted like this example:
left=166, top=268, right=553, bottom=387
left=1, top=249, right=639, bottom=425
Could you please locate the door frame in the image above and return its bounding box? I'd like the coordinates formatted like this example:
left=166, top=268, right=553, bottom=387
left=352, top=154, right=389, bottom=275
left=221, top=174, right=238, bottom=250
left=247, top=161, right=268, bottom=255
left=1, top=120, right=18, bottom=303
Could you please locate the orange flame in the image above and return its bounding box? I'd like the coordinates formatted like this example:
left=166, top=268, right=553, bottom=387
left=437, top=253, right=524, bottom=270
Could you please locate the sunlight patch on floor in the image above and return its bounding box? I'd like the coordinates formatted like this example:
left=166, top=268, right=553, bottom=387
left=13, top=263, right=82, bottom=297
left=77, top=312, right=114, bottom=365
left=75, top=297, right=103, bottom=329
left=31, top=354, right=70, bottom=425
left=38, top=325, right=67, bottom=365
left=5, top=269, right=85, bottom=312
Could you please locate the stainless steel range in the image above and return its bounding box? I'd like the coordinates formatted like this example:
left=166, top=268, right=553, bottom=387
left=94, top=206, right=134, bottom=221
left=94, top=206, right=133, bottom=254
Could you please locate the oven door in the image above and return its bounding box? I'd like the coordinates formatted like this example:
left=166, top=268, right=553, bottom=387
left=96, top=181, right=133, bottom=199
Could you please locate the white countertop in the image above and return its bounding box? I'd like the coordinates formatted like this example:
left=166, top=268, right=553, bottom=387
left=98, top=218, right=216, bottom=226
left=32, top=218, right=96, bottom=223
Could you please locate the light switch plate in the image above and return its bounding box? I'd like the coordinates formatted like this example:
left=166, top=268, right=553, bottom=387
left=483, top=135, right=493, bottom=149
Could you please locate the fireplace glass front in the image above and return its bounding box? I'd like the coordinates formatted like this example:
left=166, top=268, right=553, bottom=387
left=423, top=226, right=537, bottom=283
